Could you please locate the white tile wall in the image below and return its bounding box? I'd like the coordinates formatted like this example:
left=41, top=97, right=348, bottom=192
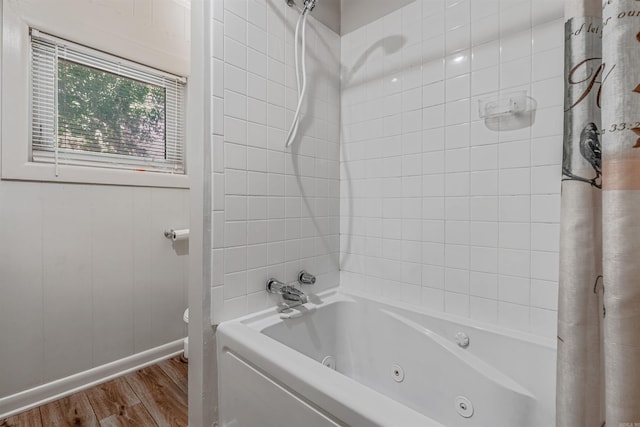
left=340, top=0, right=563, bottom=338
left=211, top=0, right=341, bottom=322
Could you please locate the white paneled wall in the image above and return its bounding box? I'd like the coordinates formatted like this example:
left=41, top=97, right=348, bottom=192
left=6, top=0, right=190, bottom=76
left=0, top=0, right=189, bottom=405
left=340, top=0, right=563, bottom=338
left=0, top=182, right=188, bottom=399
left=210, top=0, right=341, bottom=323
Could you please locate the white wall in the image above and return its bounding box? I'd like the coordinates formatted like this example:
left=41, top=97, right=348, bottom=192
left=187, top=1, right=217, bottom=425
left=340, top=0, right=564, bottom=338
left=340, top=0, right=415, bottom=35
left=0, top=182, right=189, bottom=399
left=310, top=0, right=340, bottom=34
left=210, top=0, right=341, bottom=323
left=0, top=0, right=190, bottom=403
left=5, top=0, right=190, bottom=76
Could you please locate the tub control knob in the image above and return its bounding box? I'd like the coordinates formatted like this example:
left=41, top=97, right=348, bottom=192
left=298, top=270, right=316, bottom=285
left=455, top=332, right=470, bottom=348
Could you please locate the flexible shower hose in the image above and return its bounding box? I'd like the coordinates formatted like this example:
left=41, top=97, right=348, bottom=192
left=285, top=7, right=310, bottom=148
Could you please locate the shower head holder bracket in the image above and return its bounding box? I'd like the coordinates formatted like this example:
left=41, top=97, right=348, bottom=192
left=286, top=0, right=316, bottom=12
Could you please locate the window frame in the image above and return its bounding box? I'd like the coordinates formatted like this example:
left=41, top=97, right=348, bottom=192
left=1, top=8, right=189, bottom=188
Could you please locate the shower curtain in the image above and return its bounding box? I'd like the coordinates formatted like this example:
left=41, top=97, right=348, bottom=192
left=558, top=0, right=640, bottom=425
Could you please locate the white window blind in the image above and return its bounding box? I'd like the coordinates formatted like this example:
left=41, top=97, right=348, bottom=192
left=30, top=29, right=186, bottom=174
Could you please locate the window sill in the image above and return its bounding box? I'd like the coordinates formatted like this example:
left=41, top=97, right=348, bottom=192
left=1, top=161, right=189, bottom=188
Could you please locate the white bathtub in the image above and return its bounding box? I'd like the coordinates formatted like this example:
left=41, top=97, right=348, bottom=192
left=217, top=289, right=556, bottom=427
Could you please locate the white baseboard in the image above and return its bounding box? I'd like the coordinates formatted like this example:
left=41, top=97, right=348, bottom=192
left=0, top=339, right=184, bottom=419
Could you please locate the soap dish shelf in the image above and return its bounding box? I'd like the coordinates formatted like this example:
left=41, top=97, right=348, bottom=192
left=478, top=91, right=537, bottom=131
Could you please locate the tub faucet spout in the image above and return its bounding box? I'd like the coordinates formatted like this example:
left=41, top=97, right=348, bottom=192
left=266, top=278, right=308, bottom=308
left=282, top=286, right=308, bottom=304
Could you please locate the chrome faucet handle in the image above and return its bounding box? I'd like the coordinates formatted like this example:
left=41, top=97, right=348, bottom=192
left=298, top=270, right=316, bottom=285
left=266, top=278, right=286, bottom=294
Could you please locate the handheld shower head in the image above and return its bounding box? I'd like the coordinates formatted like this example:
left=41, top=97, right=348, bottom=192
left=303, top=0, right=317, bottom=12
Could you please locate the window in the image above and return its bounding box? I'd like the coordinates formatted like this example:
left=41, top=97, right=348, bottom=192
left=30, top=30, right=186, bottom=175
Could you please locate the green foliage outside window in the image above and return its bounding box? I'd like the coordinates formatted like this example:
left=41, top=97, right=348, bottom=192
left=57, top=59, right=167, bottom=160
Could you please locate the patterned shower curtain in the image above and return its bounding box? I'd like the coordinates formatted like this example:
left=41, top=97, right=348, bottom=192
left=558, top=0, right=640, bottom=425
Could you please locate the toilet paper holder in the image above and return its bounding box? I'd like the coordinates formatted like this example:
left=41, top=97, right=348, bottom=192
left=164, top=229, right=190, bottom=241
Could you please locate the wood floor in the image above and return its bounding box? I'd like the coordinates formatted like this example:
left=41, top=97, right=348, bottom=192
left=0, top=357, right=188, bottom=427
